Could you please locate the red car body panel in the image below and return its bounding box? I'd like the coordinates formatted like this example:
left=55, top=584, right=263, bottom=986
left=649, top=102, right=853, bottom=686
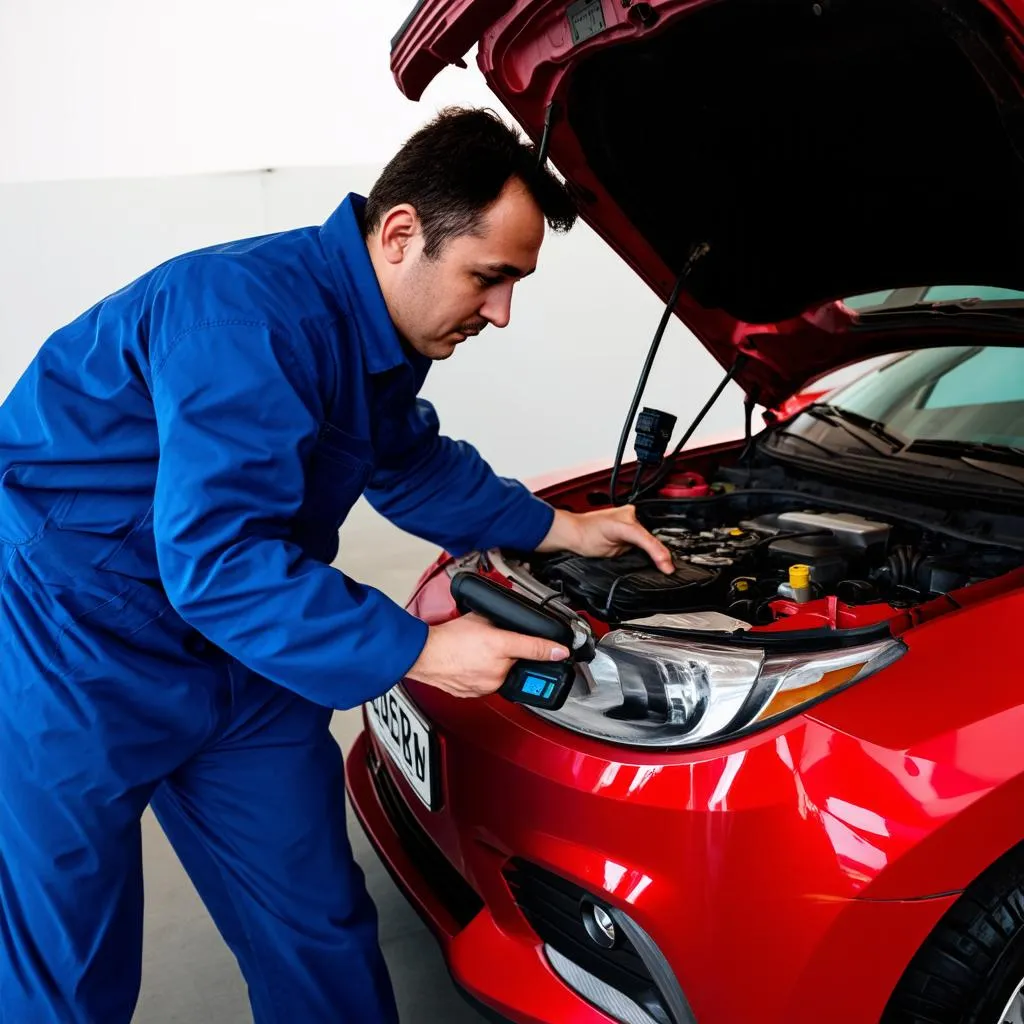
left=348, top=718, right=958, bottom=1023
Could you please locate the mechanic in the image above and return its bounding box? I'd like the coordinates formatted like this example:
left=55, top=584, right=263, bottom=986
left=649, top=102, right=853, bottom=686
left=0, top=107, right=674, bottom=1023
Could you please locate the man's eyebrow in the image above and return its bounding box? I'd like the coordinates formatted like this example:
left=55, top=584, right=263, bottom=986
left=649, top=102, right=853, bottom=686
left=484, top=262, right=535, bottom=279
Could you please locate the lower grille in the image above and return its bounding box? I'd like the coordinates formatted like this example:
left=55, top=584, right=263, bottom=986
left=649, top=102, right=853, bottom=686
left=367, top=746, right=484, bottom=928
left=546, top=946, right=665, bottom=1024
left=504, top=859, right=678, bottom=1024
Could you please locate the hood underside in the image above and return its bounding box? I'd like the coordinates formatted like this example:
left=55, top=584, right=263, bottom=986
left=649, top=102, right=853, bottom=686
left=393, top=0, right=1024, bottom=403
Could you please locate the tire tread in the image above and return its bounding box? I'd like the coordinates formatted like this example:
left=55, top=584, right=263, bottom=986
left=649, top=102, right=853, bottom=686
left=883, top=845, right=1024, bottom=1023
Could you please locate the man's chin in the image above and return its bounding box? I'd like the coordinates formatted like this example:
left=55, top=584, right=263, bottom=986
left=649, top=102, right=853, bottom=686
left=413, top=332, right=472, bottom=360
left=427, top=339, right=459, bottom=360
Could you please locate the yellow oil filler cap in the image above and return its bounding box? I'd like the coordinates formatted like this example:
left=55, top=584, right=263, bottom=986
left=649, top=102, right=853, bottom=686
left=729, top=528, right=744, bottom=536
left=789, top=564, right=811, bottom=590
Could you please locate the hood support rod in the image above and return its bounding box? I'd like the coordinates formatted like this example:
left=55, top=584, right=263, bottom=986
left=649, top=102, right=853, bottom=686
left=608, top=242, right=710, bottom=505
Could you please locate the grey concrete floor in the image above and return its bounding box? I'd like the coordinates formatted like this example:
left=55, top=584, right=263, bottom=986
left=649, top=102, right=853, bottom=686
left=133, top=503, right=487, bottom=1023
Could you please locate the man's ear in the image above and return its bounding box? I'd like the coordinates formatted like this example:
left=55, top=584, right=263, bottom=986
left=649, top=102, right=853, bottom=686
left=376, top=204, right=420, bottom=266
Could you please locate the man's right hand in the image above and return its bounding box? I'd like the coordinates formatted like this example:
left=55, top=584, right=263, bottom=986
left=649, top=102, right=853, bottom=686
left=406, top=612, right=570, bottom=699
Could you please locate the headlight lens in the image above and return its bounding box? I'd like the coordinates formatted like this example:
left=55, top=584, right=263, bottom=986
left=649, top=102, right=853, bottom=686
left=532, top=630, right=905, bottom=748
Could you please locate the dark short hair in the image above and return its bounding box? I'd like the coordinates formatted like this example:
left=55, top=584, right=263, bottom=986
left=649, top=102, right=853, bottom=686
left=364, top=106, right=578, bottom=257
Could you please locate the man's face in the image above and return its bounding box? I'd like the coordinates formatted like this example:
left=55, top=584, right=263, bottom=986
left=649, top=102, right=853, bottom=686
left=375, top=178, right=546, bottom=360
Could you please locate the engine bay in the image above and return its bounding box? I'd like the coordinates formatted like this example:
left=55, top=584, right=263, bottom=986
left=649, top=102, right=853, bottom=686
left=517, top=487, right=1024, bottom=630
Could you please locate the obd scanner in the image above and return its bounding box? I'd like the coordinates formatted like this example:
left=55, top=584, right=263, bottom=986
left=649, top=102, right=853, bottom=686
left=450, top=571, right=595, bottom=711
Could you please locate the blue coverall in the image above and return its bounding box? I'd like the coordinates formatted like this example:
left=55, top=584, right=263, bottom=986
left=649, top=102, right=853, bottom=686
left=0, top=194, right=554, bottom=1023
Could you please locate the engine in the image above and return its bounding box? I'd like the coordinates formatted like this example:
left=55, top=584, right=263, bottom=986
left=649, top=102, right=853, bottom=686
left=524, top=505, right=1021, bottom=625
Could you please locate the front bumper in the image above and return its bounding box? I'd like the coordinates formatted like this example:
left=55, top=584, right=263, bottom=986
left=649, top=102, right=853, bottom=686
left=345, top=685, right=955, bottom=1024
left=349, top=730, right=635, bottom=1024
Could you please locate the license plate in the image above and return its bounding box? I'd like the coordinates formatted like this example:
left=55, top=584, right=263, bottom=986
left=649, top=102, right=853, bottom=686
left=366, top=687, right=437, bottom=810
left=567, top=0, right=606, bottom=46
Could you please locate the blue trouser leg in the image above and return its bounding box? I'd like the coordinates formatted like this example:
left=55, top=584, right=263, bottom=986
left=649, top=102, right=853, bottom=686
left=1, top=552, right=395, bottom=1024
left=0, top=746, right=151, bottom=1024
left=150, top=670, right=398, bottom=1024
left=0, top=561, right=225, bottom=1023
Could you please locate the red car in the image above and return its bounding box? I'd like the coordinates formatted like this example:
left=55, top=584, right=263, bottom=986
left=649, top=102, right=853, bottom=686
left=346, top=2, right=1024, bottom=1022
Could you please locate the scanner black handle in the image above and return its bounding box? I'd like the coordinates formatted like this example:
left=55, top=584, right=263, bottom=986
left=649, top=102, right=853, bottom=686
left=450, top=572, right=574, bottom=650
left=449, top=571, right=581, bottom=711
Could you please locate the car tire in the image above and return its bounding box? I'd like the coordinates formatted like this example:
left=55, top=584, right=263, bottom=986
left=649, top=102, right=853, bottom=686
left=883, top=845, right=1024, bottom=1024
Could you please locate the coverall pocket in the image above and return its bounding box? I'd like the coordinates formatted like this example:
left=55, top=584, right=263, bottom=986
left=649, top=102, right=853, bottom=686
left=2, top=552, right=189, bottom=686
left=0, top=478, right=79, bottom=546
left=294, top=423, right=374, bottom=546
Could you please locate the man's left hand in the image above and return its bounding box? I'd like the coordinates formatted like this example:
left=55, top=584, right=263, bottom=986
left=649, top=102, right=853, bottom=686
left=536, top=506, right=674, bottom=574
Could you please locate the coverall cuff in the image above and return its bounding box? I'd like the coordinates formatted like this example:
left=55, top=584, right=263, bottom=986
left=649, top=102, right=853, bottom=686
left=513, top=493, right=557, bottom=552
left=372, top=608, right=431, bottom=702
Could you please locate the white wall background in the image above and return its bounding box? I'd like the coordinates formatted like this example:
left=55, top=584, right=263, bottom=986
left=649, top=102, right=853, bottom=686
left=0, top=1, right=503, bottom=184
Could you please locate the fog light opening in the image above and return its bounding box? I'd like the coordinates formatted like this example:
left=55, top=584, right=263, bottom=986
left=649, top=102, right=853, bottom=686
left=581, top=898, right=618, bottom=949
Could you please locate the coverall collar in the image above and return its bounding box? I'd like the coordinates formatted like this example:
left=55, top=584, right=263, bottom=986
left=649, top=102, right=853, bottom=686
left=320, top=194, right=412, bottom=376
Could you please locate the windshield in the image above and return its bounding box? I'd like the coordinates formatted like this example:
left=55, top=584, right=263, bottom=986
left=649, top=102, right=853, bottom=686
left=826, top=346, right=1024, bottom=448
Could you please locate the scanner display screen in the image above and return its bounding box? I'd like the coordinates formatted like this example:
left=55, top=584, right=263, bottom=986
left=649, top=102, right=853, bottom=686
left=522, top=673, right=555, bottom=698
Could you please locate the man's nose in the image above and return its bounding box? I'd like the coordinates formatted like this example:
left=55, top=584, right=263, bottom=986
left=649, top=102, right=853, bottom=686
left=480, top=284, right=513, bottom=329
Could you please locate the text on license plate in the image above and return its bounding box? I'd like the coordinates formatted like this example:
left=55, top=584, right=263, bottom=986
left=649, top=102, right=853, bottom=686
left=366, top=687, right=435, bottom=809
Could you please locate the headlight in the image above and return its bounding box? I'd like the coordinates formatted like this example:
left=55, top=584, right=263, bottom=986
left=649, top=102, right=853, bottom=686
left=532, top=630, right=906, bottom=748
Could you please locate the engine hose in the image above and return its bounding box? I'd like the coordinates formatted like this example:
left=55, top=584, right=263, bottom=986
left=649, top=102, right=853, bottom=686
left=881, top=545, right=925, bottom=588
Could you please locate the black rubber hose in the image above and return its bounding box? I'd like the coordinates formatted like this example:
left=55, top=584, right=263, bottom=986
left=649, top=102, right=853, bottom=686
left=880, top=545, right=925, bottom=588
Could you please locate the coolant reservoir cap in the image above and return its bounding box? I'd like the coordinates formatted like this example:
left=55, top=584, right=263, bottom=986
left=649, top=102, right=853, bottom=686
left=789, top=564, right=811, bottom=589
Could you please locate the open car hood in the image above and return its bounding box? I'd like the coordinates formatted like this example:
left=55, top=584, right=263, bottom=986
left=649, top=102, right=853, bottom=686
left=392, top=0, right=1024, bottom=405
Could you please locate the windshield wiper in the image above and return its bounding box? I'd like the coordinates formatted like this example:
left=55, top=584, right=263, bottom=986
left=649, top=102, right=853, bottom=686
left=858, top=300, right=1024, bottom=323
left=802, top=404, right=903, bottom=453
left=769, top=429, right=840, bottom=459
left=903, top=438, right=1024, bottom=486
left=905, top=438, right=1024, bottom=460
left=771, top=427, right=1024, bottom=492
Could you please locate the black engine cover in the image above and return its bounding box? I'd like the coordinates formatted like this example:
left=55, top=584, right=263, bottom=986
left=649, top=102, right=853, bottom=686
left=537, top=550, right=719, bottom=620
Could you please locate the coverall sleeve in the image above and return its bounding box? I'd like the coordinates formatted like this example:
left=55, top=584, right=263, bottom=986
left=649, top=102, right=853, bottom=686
left=150, top=322, right=429, bottom=709
left=363, top=396, right=555, bottom=557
